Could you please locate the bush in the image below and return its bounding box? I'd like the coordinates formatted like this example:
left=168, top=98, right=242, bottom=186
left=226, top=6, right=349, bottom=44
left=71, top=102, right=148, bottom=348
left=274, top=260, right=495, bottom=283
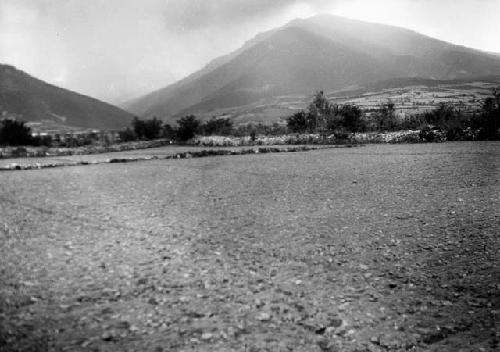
left=419, top=125, right=446, bottom=142
left=11, top=146, right=28, bottom=157
left=119, top=127, right=136, bottom=142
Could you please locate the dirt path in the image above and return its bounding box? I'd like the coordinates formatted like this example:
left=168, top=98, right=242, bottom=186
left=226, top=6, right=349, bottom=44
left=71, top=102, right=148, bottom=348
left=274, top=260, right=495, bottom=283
left=0, top=142, right=499, bottom=351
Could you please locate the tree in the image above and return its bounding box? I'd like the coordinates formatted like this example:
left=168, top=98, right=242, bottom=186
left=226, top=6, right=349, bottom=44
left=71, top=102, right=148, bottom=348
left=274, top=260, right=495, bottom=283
left=0, top=119, right=33, bottom=146
left=162, top=124, right=176, bottom=140
left=132, top=117, right=145, bottom=139
left=338, top=104, right=365, bottom=132
left=201, top=117, right=233, bottom=136
left=132, top=117, right=163, bottom=140
left=307, top=91, right=333, bottom=134
left=423, top=103, right=457, bottom=128
left=287, top=110, right=309, bottom=133
left=176, top=115, right=200, bottom=141
left=374, top=101, right=398, bottom=131
left=143, top=117, right=163, bottom=139
left=474, top=87, right=500, bottom=139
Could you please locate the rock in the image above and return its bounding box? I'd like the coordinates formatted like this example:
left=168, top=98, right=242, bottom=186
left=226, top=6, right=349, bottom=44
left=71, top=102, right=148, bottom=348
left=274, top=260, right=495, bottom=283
left=201, top=332, right=213, bottom=340
left=101, top=331, right=115, bottom=341
left=329, top=318, right=343, bottom=328
left=148, top=297, right=158, bottom=305
left=256, top=312, right=271, bottom=321
left=81, top=338, right=94, bottom=348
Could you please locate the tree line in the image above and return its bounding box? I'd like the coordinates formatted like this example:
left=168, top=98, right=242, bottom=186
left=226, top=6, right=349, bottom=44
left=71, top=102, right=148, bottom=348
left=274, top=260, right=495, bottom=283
left=286, top=89, right=500, bottom=140
left=119, top=115, right=291, bottom=143
left=0, top=120, right=52, bottom=147
left=118, top=115, right=235, bottom=143
left=1, top=88, right=499, bottom=147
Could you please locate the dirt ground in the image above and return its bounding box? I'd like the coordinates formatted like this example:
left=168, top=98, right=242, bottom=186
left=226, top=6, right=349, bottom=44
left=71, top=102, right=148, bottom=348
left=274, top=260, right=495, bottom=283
left=0, top=142, right=499, bottom=351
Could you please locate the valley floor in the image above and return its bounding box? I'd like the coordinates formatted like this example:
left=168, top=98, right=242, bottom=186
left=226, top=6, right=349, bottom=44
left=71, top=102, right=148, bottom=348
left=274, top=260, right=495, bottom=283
left=0, top=142, right=499, bottom=351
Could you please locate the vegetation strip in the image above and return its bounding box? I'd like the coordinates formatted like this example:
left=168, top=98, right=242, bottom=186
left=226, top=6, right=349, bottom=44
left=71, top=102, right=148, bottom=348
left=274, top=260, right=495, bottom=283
left=0, top=145, right=354, bottom=171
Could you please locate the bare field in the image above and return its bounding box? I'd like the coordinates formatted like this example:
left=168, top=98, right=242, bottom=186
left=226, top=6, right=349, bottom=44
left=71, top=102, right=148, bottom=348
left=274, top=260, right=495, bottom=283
left=1, top=142, right=499, bottom=352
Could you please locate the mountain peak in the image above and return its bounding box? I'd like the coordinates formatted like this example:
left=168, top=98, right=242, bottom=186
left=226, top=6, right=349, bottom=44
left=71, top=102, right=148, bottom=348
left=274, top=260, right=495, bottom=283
left=125, top=17, right=500, bottom=123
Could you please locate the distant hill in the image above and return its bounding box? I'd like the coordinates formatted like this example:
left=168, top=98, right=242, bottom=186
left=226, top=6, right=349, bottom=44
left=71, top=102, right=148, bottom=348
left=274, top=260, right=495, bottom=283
left=0, top=64, right=134, bottom=130
left=125, top=14, right=500, bottom=124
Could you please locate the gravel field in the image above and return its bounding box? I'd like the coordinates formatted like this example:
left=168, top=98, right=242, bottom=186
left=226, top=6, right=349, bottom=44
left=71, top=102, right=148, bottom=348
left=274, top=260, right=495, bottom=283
left=0, top=142, right=499, bottom=352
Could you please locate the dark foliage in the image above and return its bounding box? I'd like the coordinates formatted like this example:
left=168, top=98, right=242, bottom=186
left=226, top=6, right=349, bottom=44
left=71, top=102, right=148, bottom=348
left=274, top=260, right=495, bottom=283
left=473, top=88, right=500, bottom=140
left=373, top=101, right=398, bottom=131
left=132, top=117, right=163, bottom=140
left=0, top=119, right=33, bottom=146
left=287, top=92, right=366, bottom=135
left=119, top=127, right=136, bottom=142
left=200, top=117, right=233, bottom=136
left=119, top=117, right=166, bottom=141
left=162, top=124, right=176, bottom=140
left=31, top=135, right=53, bottom=147
left=287, top=110, right=309, bottom=133
left=176, top=115, right=200, bottom=142
left=337, top=104, right=365, bottom=132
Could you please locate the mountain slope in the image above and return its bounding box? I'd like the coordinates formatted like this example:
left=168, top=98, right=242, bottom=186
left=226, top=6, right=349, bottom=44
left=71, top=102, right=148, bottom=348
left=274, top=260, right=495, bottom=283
left=0, top=64, right=134, bottom=130
left=126, top=15, right=500, bottom=123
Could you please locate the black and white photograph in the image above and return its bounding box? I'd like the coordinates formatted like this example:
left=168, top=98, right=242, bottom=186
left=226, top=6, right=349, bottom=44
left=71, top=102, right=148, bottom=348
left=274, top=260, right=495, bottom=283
left=0, top=0, right=499, bottom=351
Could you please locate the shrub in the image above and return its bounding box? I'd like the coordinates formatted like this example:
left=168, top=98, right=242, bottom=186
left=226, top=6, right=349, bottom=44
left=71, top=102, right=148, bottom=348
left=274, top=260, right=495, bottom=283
left=119, top=127, right=136, bottom=142
left=419, top=125, right=446, bottom=142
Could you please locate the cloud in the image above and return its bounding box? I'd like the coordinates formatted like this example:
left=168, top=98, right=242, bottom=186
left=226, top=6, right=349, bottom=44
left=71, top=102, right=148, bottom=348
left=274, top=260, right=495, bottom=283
left=1, top=0, right=499, bottom=104
left=0, top=0, right=333, bottom=102
left=160, top=0, right=332, bottom=31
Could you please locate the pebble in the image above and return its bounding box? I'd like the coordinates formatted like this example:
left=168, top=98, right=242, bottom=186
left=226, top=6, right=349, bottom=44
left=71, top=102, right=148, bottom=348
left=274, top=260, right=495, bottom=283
left=201, top=332, right=213, bottom=340
left=256, top=312, right=271, bottom=321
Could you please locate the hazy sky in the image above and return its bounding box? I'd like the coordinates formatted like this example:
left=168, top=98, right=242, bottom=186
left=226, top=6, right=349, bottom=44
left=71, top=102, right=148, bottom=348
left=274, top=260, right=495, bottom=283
left=1, top=0, right=499, bottom=104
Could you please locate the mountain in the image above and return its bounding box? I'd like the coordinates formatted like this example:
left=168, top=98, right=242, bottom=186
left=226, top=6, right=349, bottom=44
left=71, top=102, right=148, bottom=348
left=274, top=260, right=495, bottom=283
left=125, top=14, right=500, bottom=124
left=0, top=64, right=134, bottom=130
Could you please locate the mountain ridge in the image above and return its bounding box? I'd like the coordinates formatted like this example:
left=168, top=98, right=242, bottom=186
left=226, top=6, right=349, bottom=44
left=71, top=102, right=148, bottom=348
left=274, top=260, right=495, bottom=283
left=125, top=14, right=500, bottom=124
left=0, top=64, right=134, bottom=130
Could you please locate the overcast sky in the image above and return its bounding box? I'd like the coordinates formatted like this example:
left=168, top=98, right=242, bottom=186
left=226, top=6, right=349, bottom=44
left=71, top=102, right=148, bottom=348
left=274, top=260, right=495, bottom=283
left=1, top=0, right=499, bottom=104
